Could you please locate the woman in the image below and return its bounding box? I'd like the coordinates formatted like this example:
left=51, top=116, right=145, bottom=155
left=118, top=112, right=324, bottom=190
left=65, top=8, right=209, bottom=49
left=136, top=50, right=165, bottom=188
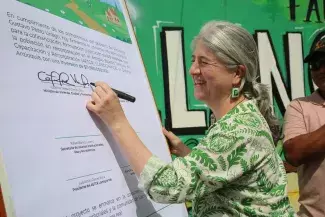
left=86, top=21, right=295, bottom=216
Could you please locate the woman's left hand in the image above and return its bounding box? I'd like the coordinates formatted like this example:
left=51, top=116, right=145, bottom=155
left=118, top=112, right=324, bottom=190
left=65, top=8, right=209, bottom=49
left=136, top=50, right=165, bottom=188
left=86, top=81, right=126, bottom=127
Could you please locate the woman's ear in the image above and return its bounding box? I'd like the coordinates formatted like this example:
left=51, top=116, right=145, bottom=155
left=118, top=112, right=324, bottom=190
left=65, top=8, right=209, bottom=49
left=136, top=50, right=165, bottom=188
left=233, top=65, right=246, bottom=86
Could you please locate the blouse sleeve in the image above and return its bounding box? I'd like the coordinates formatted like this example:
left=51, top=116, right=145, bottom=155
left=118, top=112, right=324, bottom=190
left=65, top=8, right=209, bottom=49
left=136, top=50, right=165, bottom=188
left=138, top=124, right=268, bottom=204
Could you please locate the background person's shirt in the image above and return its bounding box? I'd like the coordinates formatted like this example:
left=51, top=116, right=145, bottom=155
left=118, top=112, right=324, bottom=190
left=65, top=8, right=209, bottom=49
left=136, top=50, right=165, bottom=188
left=139, top=100, right=295, bottom=217
left=284, top=90, right=325, bottom=217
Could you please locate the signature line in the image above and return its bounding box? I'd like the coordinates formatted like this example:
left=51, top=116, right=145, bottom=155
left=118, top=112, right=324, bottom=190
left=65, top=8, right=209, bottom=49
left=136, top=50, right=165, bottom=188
left=55, top=134, right=101, bottom=139
left=40, top=81, right=87, bottom=88
left=66, top=170, right=112, bottom=181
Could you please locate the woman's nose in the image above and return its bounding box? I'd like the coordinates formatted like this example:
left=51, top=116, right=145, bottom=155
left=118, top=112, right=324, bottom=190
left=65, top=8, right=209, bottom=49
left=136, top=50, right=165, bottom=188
left=189, top=62, right=201, bottom=75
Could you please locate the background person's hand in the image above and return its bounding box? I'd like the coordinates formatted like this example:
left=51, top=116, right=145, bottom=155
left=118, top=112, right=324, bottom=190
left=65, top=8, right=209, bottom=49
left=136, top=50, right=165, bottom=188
left=163, top=128, right=191, bottom=157
left=86, top=81, right=126, bottom=127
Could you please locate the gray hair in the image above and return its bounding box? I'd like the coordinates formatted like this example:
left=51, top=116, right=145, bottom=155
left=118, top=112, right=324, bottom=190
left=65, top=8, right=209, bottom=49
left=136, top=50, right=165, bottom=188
left=193, top=20, right=281, bottom=143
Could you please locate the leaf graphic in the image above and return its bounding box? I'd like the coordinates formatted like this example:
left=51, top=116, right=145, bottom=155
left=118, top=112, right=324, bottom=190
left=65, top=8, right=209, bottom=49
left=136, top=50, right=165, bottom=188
left=215, top=177, right=228, bottom=185
left=186, top=177, right=198, bottom=195
left=257, top=171, right=274, bottom=193
left=187, top=162, right=200, bottom=195
left=153, top=189, right=170, bottom=196
left=240, top=159, right=249, bottom=173
left=270, top=184, right=286, bottom=196
left=189, top=160, right=202, bottom=176
left=190, top=150, right=217, bottom=171
left=242, top=197, right=253, bottom=206
left=244, top=207, right=258, bottom=217
left=256, top=130, right=273, bottom=145
left=270, top=197, right=289, bottom=210
left=200, top=139, right=209, bottom=147
left=169, top=177, right=185, bottom=203
left=268, top=156, right=277, bottom=174
left=154, top=168, right=177, bottom=187
left=193, top=198, right=202, bottom=211
left=219, top=122, right=228, bottom=131
left=250, top=154, right=259, bottom=165
left=206, top=176, right=228, bottom=188
left=217, top=156, right=227, bottom=171
left=240, top=103, right=248, bottom=112
left=254, top=196, right=268, bottom=206
left=194, top=183, right=205, bottom=211
left=194, top=181, right=204, bottom=197
left=227, top=144, right=247, bottom=168
left=210, top=134, right=244, bottom=154
left=178, top=157, right=188, bottom=166
left=247, top=103, right=257, bottom=112
left=227, top=184, right=246, bottom=191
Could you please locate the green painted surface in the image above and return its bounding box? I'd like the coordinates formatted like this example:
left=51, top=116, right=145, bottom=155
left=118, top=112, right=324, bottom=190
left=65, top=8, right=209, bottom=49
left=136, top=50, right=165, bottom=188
left=19, top=0, right=131, bottom=43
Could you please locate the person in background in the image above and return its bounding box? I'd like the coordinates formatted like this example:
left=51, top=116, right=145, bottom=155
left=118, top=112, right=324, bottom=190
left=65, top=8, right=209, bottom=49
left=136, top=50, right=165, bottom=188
left=283, top=36, right=325, bottom=217
left=87, top=21, right=295, bottom=216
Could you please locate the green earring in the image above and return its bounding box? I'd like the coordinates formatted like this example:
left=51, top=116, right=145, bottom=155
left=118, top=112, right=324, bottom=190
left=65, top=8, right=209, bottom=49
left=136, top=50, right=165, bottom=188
left=231, top=87, right=240, bottom=98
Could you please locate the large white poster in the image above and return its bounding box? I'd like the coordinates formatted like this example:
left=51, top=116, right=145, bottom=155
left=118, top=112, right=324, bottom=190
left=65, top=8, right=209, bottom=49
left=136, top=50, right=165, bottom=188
left=0, top=0, right=187, bottom=216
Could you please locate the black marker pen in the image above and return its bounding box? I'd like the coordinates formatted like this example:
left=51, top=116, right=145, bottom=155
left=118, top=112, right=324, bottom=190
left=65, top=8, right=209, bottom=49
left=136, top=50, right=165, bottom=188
left=90, top=82, right=136, bottom=103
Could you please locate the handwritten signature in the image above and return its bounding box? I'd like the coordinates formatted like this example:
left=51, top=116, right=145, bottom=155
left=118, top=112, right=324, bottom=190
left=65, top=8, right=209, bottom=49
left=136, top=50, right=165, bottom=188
left=38, top=71, right=90, bottom=88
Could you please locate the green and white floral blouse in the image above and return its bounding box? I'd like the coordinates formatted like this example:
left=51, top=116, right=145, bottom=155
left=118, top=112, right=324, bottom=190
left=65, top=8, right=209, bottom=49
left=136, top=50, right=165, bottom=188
left=138, top=100, right=295, bottom=217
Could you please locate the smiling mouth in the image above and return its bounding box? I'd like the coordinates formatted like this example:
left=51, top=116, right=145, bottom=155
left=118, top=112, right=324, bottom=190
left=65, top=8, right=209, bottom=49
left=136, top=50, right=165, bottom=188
left=194, top=79, right=206, bottom=85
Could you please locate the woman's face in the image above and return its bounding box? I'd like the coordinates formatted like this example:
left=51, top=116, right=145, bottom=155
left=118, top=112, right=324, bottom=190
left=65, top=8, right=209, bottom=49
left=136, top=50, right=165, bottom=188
left=189, top=40, right=240, bottom=104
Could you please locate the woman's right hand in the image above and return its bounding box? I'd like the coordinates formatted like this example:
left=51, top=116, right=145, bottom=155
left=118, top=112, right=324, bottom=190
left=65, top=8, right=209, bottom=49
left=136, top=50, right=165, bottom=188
left=163, top=128, right=191, bottom=157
